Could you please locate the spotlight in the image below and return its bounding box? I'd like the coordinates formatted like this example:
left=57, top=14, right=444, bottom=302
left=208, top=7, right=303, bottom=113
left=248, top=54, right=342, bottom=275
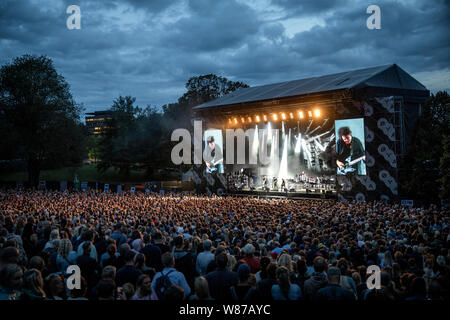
left=308, top=111, right=312, bottom=117
left=281, top=113, right=286, bottom=120
left=263, top=115, right=268, bottom=122
left=314, top=109, right=320, bottom=117
left=289, top=112, right=294, bottom=119
left=255, top=115, right=260, bottom=122
left=228, top=118, right=232, bottom=125
left=247, top=116, right=252, bottom=123
left=241, top=117, right=245, bottom=123
left=298, top=111, right=304, bottom=119
left=272, top=113, right=278, bottom=121
left=234, top=118, right=238, bottom=125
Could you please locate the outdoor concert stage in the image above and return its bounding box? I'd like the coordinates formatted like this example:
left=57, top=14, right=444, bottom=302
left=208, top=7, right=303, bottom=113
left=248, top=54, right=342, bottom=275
left=225, top=188, right=337, bottom=200
left=192, top=64, right=430, bottom=202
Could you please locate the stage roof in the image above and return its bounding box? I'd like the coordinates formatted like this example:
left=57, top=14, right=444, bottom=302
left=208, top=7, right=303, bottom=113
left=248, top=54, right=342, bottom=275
left=193, top=64, right=428, bottom=110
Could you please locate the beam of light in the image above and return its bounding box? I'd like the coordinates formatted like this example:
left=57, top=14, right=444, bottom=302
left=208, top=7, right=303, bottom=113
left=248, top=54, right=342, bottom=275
left=298, top=111, right=304, bottom=119
left=289, top=112, right=294, bottom=119
left=288, top=128, right=291, bottom=152
left=314, top=109, right=320, bottom=117
left=306, top=131, right=330, bottom=143
left=308, top=110, right=313, bottom=117
left=252, top=124, right=259, bottom=159
left=315, top=139, right=325, bottom=151
left=263, top=114, right=267, bottom=122
left=281, top=113, right=286, bottom=120
left=295, top=133, right=302, bottom=154
left=281, top=121, right=285, bottom=135
left=272, top=113, right=278, bottom=121
left=308, top=125, right=321, bottom=135
left=305, top=119, right=313, bottom=134
left=278, top=134, right=288, bottom=181
left=302, top=138, right=310, bottom=168
left=267, top=122, right=272, bottom=144
left=255, top=115, right=260, bottom=122
left=234, top=118, right=238, bottom=125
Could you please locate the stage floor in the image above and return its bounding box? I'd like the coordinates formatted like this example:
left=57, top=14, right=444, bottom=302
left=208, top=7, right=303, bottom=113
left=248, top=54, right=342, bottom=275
left=225, top=188, right=337, bottom=200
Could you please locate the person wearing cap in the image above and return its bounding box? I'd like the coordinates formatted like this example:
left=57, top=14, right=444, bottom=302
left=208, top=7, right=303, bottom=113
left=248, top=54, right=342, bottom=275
left=315, top=267, right=355, bottom=301
left=230, top=263, right=256, bottom=300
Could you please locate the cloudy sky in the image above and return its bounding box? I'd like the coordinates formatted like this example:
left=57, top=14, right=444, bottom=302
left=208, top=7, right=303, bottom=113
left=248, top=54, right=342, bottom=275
left=1, top=0, right=449, bottom=115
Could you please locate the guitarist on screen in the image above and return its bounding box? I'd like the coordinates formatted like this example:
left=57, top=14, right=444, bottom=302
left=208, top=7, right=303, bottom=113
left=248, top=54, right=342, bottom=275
left=336, top=126, right=366, bottom=175
left=204, top=136, right=224, bottom=174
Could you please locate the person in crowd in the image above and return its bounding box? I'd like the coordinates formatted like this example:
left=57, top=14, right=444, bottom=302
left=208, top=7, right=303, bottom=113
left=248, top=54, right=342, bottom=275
left=44, top=273, right=66, bottom=300
left=315, top=267, right=355, bottom=301
left=0, top=190, right=447, bottom=301
left=115, top=251, right=142, bottom=287
left=303, top=256, right=328, bottom=299
left=151, top=252, right=191, bottom=299
left=22, top=268, right=46, bottom=300
left=230, top=263, right=255, bottom=300
left=271, top=266, right=302, bottom=300
left=0, top=263, right=23, bottom=300
left=196, top=239, right=214, bottom=276
left=205, top=253, right=239, bottom=300
left=132, top=274, right=158, bottom=300
left=190, top=276, right=214, bottom=301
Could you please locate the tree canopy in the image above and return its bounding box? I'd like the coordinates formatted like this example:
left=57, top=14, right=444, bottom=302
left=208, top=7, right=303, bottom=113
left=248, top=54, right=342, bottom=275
left=0, top=55, right=87, bottom=186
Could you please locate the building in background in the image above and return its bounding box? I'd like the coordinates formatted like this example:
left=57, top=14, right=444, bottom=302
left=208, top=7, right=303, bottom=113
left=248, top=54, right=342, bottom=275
left=85, top=110, right=114, bottom=135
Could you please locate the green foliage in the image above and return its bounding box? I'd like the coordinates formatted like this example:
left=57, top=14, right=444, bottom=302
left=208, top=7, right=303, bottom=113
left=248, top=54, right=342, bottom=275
left=98, top=75, right=249, bottom=176
left=440, top=134, right=450, bottom=200
left=163, top=74, right=249, bottom=129
left=0, top=55, right=87, bottom=186
left=400, top=91, right=450, bottom=203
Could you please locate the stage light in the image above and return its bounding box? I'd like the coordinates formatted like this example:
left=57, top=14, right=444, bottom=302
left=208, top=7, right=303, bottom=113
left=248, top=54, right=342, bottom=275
left=228, top=118, right=232, bottom=125
left=298, top=111, right=304, bottom=119
left=255, top=115, right=260, bottom=122
left=308, top=111, right=312, bottom=117
left=314, top=109, right=320, bottom=117
left=263, top=115, right=267, bottom=122
left=295, top=133, right=301, bottom=154
left=289, top=112, right=294, bottom=119
left=281, top=113, right=286, bottom=120
left=272, top=113, right=278, bottom=121
left=241, top=117, right=245, bottom=123
left=248, top=116, right=252, bottom=123
left=234, top=118, right=238, bottom=125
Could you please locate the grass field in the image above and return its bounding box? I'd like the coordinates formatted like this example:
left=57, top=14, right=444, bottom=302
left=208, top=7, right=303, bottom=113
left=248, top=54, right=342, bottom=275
left=0, top=164, right=150, bottom=183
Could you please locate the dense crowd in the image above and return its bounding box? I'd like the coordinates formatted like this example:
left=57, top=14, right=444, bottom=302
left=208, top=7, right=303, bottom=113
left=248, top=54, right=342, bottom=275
left=0, top=190, right=448, bottom=301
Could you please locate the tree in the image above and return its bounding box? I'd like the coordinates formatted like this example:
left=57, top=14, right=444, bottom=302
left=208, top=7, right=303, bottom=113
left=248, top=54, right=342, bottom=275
left=400, top=91, right=450, bottom=203
left=163, top=74, right=249, bottom=128
left=440, top=134, right=450, bottom=200
left=0, top=55, right=87, bottom=186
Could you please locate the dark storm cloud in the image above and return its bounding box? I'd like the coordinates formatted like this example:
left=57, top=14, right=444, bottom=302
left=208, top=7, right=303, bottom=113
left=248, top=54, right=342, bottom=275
left=0, top=0, right=448, bottom=115
left=159, top=0, right=260, bottom=52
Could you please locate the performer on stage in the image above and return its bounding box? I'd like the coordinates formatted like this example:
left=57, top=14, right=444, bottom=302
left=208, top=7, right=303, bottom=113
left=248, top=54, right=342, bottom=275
left=204, top=136, right=224, bottom=174
left=272, top=176, right=278, bottom=190
left=281, top=178, right=286, bottom=190
left=336, top=126, right=365, bottom=175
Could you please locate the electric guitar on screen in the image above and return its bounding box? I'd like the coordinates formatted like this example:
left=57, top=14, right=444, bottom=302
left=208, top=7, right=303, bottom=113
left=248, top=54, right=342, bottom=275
left=205, top=158, right=223, bottom=174
left=337, top=155, right=366, bottom=175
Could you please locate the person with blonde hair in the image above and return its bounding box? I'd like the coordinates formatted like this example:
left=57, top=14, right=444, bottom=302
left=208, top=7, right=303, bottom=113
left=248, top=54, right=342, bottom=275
left=277, top=253, right=293, bottom=272
left=190, top=276, right=214, bottom=301
left=56, top=238, right=76, bottom=273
